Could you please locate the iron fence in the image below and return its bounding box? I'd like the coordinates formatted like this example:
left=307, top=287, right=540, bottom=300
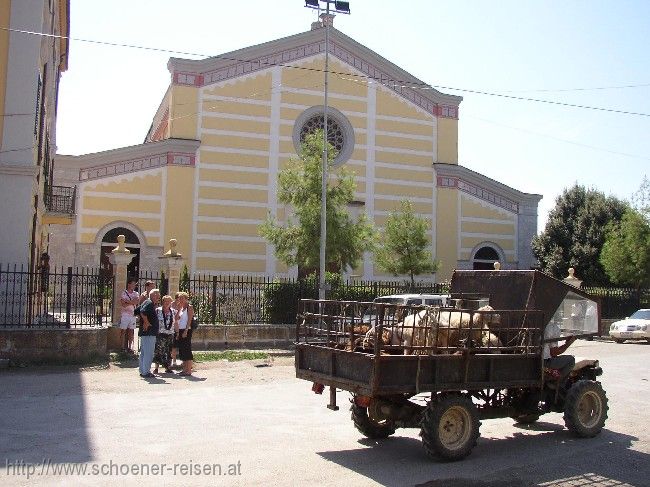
left=175, top=275, right=449, bottom=325
left=3, top=262, right=643, bottom=328
left=0, top=264, right=112, bottom=327
left=583, top=286, right=649, bottom=319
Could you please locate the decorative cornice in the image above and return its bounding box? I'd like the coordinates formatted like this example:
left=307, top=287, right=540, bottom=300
left=56, top=139, right=201, bottom=182
left=79, top=151, right=195, bottom=182
left=173, top=72, right=204, bottom=87
left=169, top=29, right=461, bottom=119
left=435, top=163, right=542, bottom=205
left=437, top=175, right=519, bottom=213
left=435, top=163, right=542, bottom=213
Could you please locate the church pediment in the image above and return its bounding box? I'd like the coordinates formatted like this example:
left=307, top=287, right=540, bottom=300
left=168, top=26, right=461, bottom=119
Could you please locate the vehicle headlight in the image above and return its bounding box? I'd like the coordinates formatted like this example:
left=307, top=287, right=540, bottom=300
left=642, top=325, right=647, bottom=331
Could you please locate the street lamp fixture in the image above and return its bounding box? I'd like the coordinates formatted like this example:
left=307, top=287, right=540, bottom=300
left=303, top=0, right=350, bottom=299
left=305, top=0, right=350, bottom=13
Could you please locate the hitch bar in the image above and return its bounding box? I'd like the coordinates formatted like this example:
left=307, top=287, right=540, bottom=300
left=327, top=386, right=339, bottom=411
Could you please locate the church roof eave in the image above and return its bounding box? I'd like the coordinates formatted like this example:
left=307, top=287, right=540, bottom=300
left=167, top=26, right=462, bottom=109
left=435, top=162, right=543, bottom=208
left=56, top=138, right=201, bottom=183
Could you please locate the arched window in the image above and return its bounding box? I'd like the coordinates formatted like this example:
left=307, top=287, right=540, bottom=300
left=100, top=227, right=141, bottom=280
left=472, top=245, right=501, bottom=270
left=102, top=227, right=140, bottom=246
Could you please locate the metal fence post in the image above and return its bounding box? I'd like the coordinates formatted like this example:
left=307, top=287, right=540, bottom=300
left=211, top=276, right=218, bottom=324
left=65, top=266, right=72, bottom=328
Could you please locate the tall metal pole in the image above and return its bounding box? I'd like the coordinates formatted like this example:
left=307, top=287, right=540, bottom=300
left=319, top=2, right=330, bottom=300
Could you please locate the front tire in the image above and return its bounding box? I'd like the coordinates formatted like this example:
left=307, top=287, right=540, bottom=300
left=420, top=394, right=480, bottom=461
left=351, top=404, right=395, bottom=439
left=564, top=380, right=608, bottom=438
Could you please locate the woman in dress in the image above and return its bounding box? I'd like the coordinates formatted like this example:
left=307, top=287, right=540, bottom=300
left=152, top=295, right=175, bottom=374
left=174, top=292, right=194, bottom=376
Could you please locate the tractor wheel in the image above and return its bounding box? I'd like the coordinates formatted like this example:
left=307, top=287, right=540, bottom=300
left=350, top=404, right=395, bottom=439
left=511, top=413, right=541, bottom=424
left=563, top=380, right=608, bottom=438
left=420, top=394, right=480, bottom=461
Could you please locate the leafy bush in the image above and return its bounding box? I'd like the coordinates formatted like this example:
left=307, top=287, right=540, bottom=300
left=189, top=292, right=212, bottom=324
left=262, top=278, right=318, bottom=324
left=180, top=265, right=190, bottom=292
left=159, top=270, right=168, bottom=296
left=262, top=272, right=378, bottom=323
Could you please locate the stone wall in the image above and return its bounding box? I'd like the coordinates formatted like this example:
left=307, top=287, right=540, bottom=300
left=105, top=324, right=296, bottom=352
left=192, top=324, right=295, bottom=350
left=0, top=328, right=107, bottom=362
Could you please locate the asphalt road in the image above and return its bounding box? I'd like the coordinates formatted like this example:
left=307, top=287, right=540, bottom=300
left=0, top=340, right=648, bottom=487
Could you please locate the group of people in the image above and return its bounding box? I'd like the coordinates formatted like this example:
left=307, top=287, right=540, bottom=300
left=119, top=279, right=195, bottom=379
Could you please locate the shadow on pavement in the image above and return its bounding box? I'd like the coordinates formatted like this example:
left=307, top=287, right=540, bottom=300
left=0, top=368, right=93, bottom=465
left=318, top=428, right=645, bottom=487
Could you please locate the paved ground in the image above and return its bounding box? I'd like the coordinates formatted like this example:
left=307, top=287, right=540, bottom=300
left=0, top=340, right=648, bottom=486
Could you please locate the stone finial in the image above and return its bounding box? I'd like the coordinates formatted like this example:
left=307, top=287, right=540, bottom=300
left=111, top=235, right=130, bottom=254
left=164, top=238, right=181, bottom=257
left=493, top=261, right=501, bottom=270
left=563, top=267, right=582, bottom=288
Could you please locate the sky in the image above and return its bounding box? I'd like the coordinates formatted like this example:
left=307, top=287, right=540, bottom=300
left=55, top=0, right=650, bottom=231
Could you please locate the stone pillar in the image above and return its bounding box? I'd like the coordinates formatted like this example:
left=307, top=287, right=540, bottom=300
left=563, top=267, right=582, bottom=289
left=108, top=235, right=135, bottom=325
left=159, top=238, right=184, bottom=297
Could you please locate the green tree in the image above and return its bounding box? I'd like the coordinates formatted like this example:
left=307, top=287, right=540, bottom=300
left=180, top=264, right=190, bottom=292
left=531, top=184, right=627, bottom=286
left=631, top=175, right=649, bottom=221
left=600, top=209, right=650, bottom=290
left=259, top=130, right=375, bottom=273
left=375, top=200, right=440, bottom=289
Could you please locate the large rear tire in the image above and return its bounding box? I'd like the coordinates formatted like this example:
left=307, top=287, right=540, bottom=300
left=351, top=404, right=395, bottom=439
left=563, top=380, right=608, bottom=438
left=420, top=394, right=480, bottom=461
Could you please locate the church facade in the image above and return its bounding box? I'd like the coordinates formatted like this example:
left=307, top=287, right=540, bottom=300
left=52, top=17, right=541, bottom=281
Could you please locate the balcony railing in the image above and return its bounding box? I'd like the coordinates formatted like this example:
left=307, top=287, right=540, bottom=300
left=45, top=185, right=76, bottom=215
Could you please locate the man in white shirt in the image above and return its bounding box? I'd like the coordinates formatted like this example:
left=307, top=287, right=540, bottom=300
left=543, top=320, right=576, bottom=385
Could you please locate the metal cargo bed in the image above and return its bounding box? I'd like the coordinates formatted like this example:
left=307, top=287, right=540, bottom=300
left=295, top=345, right=542, bottom=396
left=295, top=270, right=601, bottom=397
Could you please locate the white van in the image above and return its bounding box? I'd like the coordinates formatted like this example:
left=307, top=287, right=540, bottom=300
left=373, top=293, right=451, bottom=307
